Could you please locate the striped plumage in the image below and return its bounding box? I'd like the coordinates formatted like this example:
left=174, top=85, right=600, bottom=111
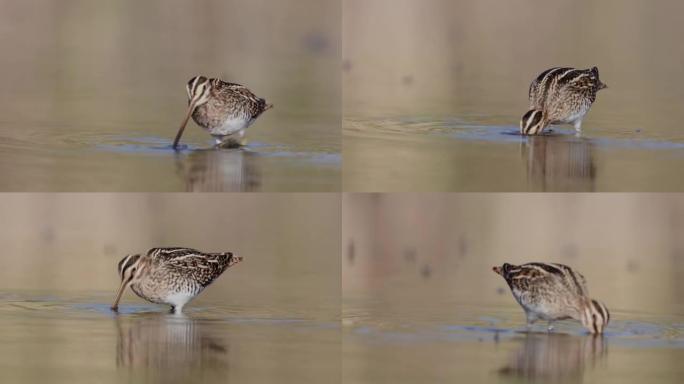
left=173, top=76, right=273, bottom=149
left=493, top=262, right=610, bottom=334
left=520, top=67, right=607, bottom=135
left=111, top=247, right=243, bottom=313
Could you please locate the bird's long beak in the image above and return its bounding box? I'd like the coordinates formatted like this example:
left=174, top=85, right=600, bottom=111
left=111, top=278, right=129, bottom=311
left=172, top=101, right=196, bottom=149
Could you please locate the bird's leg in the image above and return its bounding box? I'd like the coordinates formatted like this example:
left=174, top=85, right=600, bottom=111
left=574, top=120, right=583, bottom=136
left=547, top=320, right=555, bottom=332
left=525, top=313, right=538, bottom=332
left=216, top=134, right=243, bottom=149
left=172, top=304, right=184, bottom=315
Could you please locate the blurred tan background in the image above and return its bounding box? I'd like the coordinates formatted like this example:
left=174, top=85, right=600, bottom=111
left=343, top=193, right=684, bottom=315
left=0, top=0, right=339, bottom=129
left=0, top=193, right=340, bottom=316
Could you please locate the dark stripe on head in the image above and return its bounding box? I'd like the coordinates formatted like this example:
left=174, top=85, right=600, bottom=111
left=591, top=299, right=601, bottom=316
left=117, top=255, right=129, bottom=276
left=521, top=109, right=543, bottom=134
left=120, top=254, right=141, bottom=278
left=592, top=299, right=609, bottom=324
left=187, top=76, right=208, bottom=98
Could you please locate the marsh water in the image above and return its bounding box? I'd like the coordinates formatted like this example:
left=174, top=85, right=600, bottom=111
left=344, top=299, right=683, bottom=383
left=0, top=194, right=341, bottom=383
left=343, top=0, right=684, bottom=191
left=0, top=0, right=340, bottom=191
left=0, top=292, right=339, bottom=384
left=343, top=194, right=684, bottom=383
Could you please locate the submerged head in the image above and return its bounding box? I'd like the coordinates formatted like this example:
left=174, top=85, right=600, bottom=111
left=589, top=66, right=608, bottom=90
left=520, top=109, right=547, bottom=135
left=172, top=75, right=213, bottom=149
left=579, top=298, right=610, bottom=334
left=111, top=254, right=143, bottom=311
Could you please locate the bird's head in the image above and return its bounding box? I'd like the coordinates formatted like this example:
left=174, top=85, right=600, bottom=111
left=111, top=254, right=144, bottom=311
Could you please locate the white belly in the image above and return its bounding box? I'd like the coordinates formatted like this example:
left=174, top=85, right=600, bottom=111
left=558, top=110, right=587, bottom=124
left=209, top=117, right=254, bottom=137
left=163, top=292, right=196, bottom=311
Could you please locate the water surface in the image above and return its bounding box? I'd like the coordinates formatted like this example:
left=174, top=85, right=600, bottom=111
left=0, top=292, right=340, bottom=384
left=344, top=117, right=684, bottom=191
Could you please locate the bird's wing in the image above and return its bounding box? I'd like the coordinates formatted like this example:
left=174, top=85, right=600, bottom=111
left=550, top=263, right=589, bottom=296
left=147, top=247, right=235, bottom=285
left=147, top=247, right=229, bottom=267
left=212, top=78, right=270, bottom=117
left=212, top=79, right=258, bottom=102
left=505, top=264, right=558, bottom=293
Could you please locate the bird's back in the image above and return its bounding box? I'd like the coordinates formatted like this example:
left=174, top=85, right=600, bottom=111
left=147, top=247, right=235, bottom=287
left=528, top=67, right=574, bottom=109
left=210, top=79, right=272, bottom=119
left=503, top=262, right=588, bottom=298
left=529, top=67, right=604, bottom=111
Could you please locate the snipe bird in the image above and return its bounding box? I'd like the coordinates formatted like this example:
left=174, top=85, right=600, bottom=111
left=111, top=247, right=243, bottom=313
left=173, top=76, right=272, bottom=149
left=520, top=67, right=607, bottom=135
left=493, top=262, right=610, bottom=334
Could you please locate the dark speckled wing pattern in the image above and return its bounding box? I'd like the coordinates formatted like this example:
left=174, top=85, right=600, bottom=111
left=146, top=247, right=236, bottom=287
left=503, top=262, right=588, bottom=297
left=211, top=78, right=272, bottom=119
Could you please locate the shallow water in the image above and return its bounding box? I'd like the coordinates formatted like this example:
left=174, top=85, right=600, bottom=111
left=0, top=0, right=340, bottom=191
left=0, top=119, right=340, bottom=192
left=344, top=301, right=683, bottom=384
left=344, top=117, right=684, bottom=191
left=0, top=292, right=340, bottom=384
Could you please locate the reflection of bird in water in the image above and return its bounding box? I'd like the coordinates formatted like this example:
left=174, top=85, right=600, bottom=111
left=173, top=76, right=272, bottom=149
left=520, top=67, right=607, bottom=135
left=522, top=135, right=596, bottom=191
left=115, top=313, right=229, bottom=381
left=111, top=247, right=243, bottom=313
left=175, top=149, right=262, bottom=192
left=493, top=263, right=610, bottom=334
left=498, top=332, right=607, bottom=383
